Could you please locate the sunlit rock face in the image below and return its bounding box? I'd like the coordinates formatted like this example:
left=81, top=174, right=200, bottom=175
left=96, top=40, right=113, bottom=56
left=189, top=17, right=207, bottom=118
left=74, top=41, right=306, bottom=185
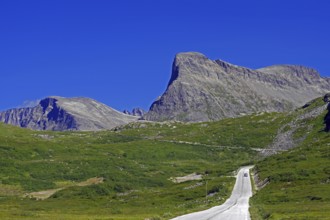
left=0, top=96, right=139, bottom=131
left=144, top=52, right=330, bottom=122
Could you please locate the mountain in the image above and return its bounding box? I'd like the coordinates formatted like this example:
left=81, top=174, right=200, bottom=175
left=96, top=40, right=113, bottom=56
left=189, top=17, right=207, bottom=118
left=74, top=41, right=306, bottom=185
left=144, top=52, right=330, bottom=122
left=123, top=108, right=146, bottom=117
left=1, top=93, right=329, bottom=219
left=0, top=96, right=139, bottom=131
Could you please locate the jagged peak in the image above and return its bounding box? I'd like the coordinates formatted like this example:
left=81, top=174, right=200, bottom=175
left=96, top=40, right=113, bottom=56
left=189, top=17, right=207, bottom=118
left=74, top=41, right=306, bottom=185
left=0, top=96, right=139, bottom=131
left=176, top=52, right=254, bottom=73
left=166, top=53, right=203, bottom=88
left=145, top=51, right=330, bottom=123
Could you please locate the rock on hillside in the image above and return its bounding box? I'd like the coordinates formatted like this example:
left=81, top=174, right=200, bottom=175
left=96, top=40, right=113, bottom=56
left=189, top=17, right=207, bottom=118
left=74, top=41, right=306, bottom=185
left=144, top=52, right=330, bottom=122
left=0, top=96, right=139, bottom=131
left=323, top=93, right=330, bottom=132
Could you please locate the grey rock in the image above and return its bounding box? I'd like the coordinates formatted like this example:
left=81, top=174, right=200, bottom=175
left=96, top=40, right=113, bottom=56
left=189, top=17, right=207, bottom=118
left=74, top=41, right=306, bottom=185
left=323, top=93, right=330, bottom=132
left=260, top=103, right=328, bottom=156
left=132, top=108, right=146, bottom=117
left=323, top=93, right=330, bottom=103
left=0, top=96, right=139, bottom=131
left=123, top=110, right=131, bottom=115
left=144, top=52, right=330, bottom=122
left=123, top=108, right=146, bottom=117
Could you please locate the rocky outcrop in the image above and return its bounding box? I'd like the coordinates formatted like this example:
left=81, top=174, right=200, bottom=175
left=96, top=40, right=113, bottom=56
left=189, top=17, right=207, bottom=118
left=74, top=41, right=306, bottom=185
left=323, top=93, right=330, bottom=131
left=261, top=103, right=328, bottom=156
left=123, top=108, right=146, bottom=117
left=144, top=52, right=330, bottom=122
left=252, top=168, right=270, bottom=190
left=0, top=97, right=139, bottom=131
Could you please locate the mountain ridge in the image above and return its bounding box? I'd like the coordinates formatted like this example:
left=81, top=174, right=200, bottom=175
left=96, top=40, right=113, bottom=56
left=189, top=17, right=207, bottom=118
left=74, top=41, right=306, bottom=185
left=144, top=52, right=330, bottom=122
left=1, top=52, right=330, bottom=129
left=0, top=96, right=139, bottom=131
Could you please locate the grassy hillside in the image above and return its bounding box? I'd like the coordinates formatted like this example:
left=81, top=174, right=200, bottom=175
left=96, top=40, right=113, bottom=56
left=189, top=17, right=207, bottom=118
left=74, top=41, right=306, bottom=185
left=0, top=112, right=282, bottom=219
left=250, top=98, right=330, bottom=219
left=1, top=98, right=328, bottom=219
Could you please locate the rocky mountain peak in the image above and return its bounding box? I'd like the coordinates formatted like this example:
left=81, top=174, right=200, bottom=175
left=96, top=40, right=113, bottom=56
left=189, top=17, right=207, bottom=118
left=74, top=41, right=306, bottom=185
left=144, top=52, right=330, bottom=122
left=167, top=52, right=208, bottom=87
left=0, top=96, right=139, bottom=131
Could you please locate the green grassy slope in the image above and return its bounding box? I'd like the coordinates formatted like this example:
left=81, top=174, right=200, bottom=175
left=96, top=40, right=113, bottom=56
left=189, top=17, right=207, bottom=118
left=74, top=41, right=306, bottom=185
left=0, top=112, right=282, bottom=219
left=1, top=98, right=328, bottom=220
left=250, top=98, right=330, bottom=219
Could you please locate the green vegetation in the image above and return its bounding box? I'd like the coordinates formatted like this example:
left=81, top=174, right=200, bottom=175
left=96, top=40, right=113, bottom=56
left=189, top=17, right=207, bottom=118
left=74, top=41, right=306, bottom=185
left=251, top=98, right=330, bottom=219
left=119, top=112, right=284, bottom=149
left=0, top=112, right=282, bottom=219
left=1, top=97, right=329, bottom=219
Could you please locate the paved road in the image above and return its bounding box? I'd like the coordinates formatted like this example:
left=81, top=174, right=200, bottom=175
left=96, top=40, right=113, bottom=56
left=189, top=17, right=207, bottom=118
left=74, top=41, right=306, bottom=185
left=171, top=166, right=253, bottom=220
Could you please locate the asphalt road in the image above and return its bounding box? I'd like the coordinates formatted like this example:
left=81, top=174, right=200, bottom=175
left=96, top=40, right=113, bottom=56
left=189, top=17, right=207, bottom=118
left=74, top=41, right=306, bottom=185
left=171, top=166, right=253, bottom=220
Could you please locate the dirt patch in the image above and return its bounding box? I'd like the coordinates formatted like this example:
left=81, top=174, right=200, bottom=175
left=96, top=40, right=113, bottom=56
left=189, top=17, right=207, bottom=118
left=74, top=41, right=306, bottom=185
left=25, top=188, right=64, bottom=200
left=170, top=173, right=203, bottom=183
left=24, top=177, right=104, bottom=200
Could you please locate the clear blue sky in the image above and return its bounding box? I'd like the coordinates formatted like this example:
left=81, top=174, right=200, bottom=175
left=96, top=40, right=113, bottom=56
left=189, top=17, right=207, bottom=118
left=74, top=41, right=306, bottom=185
left=1, top=0, right=330, bottom=111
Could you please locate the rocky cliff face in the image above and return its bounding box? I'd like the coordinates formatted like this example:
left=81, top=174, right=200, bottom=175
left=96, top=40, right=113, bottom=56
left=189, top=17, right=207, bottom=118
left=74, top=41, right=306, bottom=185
left=323, top=93, right=330, bottom=132
left=144, top=52, right=330, bottom=122
left=0, top=96, right=139, bottom=131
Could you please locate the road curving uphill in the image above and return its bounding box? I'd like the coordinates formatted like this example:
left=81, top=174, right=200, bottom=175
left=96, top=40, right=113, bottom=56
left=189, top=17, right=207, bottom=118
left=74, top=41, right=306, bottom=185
left=172, top=166, right=253, bottom=220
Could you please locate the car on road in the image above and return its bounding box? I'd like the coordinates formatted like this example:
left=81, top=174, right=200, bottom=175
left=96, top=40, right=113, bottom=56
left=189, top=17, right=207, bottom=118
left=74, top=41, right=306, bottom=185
left=244, top=173, right=248, bottom=177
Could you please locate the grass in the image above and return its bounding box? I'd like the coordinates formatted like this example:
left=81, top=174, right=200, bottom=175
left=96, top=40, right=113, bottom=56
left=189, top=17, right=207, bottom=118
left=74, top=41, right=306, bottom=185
left=250, top=98, right=330, bottom=219
left=119, top=112, right=284, bottom=149
left=0, top=111, right=282, bottom=219
left=1, top=97, right=329, bottom=219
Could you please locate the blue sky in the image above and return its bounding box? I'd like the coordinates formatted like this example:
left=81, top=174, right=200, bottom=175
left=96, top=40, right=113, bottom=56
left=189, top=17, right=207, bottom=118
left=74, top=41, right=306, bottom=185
left=1, top=0, right=330, bottom=111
